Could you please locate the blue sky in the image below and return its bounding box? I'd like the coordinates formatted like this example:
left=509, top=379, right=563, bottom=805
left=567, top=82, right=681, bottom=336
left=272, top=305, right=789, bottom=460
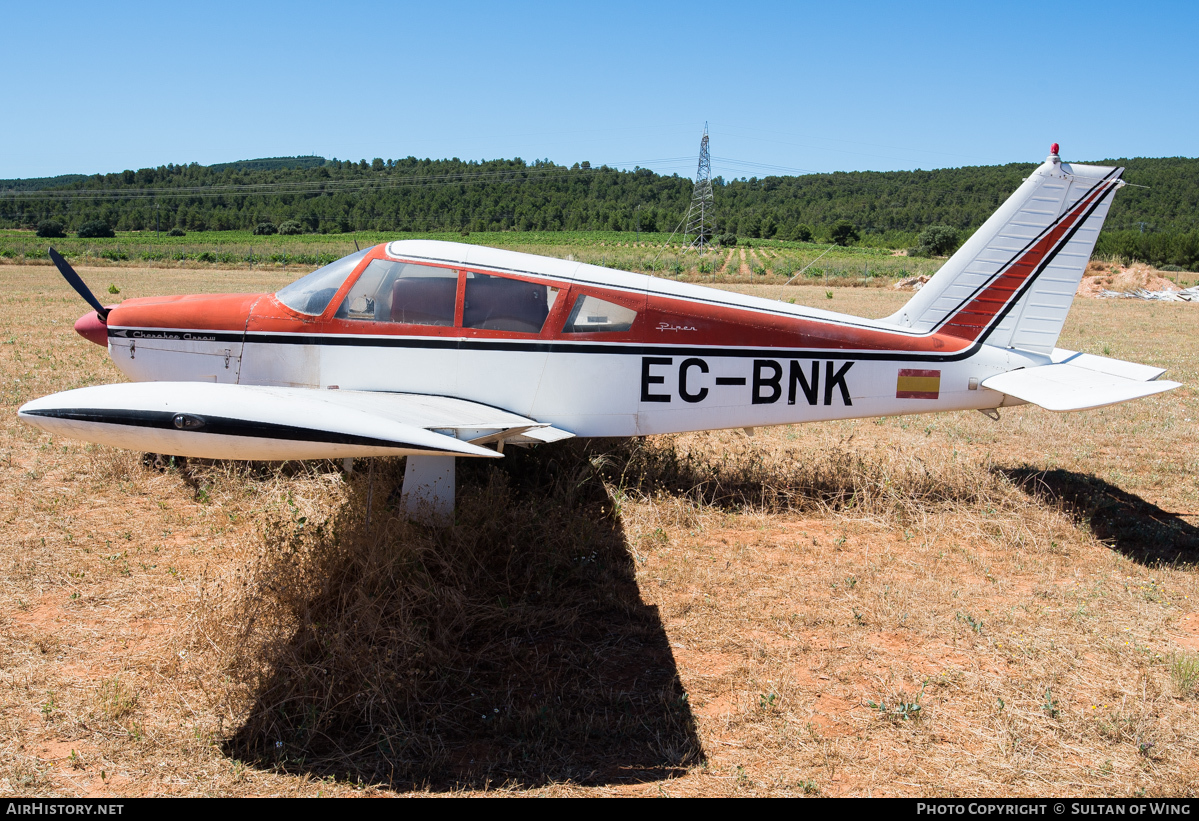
left=3, top=0, right=1195, bottom=180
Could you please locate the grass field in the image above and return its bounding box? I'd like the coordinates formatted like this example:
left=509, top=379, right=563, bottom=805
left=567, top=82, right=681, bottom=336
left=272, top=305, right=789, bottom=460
left=0, top=261, right=1197, bottom=797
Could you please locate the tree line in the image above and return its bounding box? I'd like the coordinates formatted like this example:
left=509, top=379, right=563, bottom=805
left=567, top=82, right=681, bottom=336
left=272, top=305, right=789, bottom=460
left=1, top=154, right=1196, bottom=268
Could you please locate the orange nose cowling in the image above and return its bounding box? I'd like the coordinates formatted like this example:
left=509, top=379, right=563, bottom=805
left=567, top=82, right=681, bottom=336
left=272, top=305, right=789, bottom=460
left=74, top=310, right=109, bottom=346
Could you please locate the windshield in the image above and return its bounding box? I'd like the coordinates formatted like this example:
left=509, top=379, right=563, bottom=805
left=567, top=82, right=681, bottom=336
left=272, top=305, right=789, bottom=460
left=275, top=248, right=370, bottom=315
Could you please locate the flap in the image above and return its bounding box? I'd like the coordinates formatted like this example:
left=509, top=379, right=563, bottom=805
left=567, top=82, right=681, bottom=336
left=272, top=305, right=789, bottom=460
left=304, top=389, right=575, bottom=446
left=511, top=426, right=576, bottom=445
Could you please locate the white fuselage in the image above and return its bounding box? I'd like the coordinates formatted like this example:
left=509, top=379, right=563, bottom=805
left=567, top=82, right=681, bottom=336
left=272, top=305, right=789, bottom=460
left=107, top=327, right=1036, bottom=438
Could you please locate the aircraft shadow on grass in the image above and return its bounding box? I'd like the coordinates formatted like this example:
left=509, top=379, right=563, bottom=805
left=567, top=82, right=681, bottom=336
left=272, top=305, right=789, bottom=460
left=1002, top=466, right=1199, bottom=566
left=218, top=442, right=703, bottom=791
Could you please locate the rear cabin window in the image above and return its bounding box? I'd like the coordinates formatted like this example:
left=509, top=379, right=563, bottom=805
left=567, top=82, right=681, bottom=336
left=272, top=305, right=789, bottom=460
left=562, top=294, right=638, bottom=333
left=337, top=260, right=457, bottom=326
left=463, top=273, right=559, bottom=333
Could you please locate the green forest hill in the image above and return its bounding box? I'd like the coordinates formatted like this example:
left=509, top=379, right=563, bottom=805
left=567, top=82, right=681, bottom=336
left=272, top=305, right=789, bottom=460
left=1, top=154, right=1196, bottom=269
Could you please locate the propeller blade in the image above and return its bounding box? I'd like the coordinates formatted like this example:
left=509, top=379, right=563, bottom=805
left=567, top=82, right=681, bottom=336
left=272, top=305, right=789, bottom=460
left=48, top=247, right=108, bottom=321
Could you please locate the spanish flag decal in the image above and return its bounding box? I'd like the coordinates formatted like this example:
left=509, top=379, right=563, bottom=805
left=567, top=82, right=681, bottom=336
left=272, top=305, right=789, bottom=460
left=896, top=368, right=941, bottom=399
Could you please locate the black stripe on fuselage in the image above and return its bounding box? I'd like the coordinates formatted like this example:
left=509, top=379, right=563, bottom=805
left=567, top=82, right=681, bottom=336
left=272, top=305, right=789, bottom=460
left=107, top=328, right=246, bottom=345
left=21, top=408, right=447, bottom=452
left=110, top=326, right=993, bottom=363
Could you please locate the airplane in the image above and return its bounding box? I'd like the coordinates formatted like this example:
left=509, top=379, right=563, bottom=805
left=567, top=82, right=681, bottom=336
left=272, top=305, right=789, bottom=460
left=18, top=145, right=1181, bottom=523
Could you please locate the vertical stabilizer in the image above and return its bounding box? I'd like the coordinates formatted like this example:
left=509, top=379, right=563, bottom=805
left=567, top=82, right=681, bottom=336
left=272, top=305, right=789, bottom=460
left=885, top=147, right=1123, bottom=354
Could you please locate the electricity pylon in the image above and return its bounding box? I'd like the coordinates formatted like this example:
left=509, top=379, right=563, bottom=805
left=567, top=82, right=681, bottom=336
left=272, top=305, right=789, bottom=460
left=682, top=123, right=715, bottom=250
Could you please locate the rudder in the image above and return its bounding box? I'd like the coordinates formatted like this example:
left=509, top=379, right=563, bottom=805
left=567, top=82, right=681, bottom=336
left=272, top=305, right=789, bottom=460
left=885, top=146, right=1123, bottom=354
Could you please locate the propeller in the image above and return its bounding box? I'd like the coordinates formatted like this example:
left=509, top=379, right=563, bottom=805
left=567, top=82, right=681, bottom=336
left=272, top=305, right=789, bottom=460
left=48, top=247, right=109, bottom=322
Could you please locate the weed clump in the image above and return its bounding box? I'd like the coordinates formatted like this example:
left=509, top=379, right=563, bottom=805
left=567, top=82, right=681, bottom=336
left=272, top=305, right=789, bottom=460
left=1169, top=652, right=1199, bottom=698
left=605, top=435, right=1014, bottom=521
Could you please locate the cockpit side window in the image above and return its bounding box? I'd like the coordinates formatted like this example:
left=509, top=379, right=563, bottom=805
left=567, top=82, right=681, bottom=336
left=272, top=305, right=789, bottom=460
left=337, top=260, right=457, bottom=326
left=462, top=273, right=560, bottom=333
left=275, top=248, right=370, bottom=316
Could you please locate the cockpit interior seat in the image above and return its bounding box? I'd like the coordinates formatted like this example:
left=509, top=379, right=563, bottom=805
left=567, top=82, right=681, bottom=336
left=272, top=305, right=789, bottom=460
left=463, top=279, right=550, bottom=333
left=391, top=277, right=457, bottom=326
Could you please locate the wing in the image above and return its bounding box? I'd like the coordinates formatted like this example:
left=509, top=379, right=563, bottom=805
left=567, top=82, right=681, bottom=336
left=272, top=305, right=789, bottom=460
left=17, top=382, right=574, bottom=460
left=981, top=349, right=1180, bottom=412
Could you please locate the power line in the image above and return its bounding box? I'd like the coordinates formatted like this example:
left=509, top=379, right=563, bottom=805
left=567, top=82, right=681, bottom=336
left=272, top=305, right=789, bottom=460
left=712, top=156, right=818, bottom=176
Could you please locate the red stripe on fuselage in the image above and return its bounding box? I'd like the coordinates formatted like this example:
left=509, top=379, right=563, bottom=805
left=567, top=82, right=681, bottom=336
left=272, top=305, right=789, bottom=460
left=640, top=295, right=966, bottom=354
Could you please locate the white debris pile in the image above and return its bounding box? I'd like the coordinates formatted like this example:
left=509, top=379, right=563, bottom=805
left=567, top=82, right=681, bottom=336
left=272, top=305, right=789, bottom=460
left=1098, top=286, right=1199, bottom=302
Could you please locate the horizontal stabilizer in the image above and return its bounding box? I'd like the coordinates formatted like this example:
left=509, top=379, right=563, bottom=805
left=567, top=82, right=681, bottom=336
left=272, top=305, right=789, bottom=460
left=981, top=362, right=1179, bottom=412
left=16, top=383, right=574, bottom=460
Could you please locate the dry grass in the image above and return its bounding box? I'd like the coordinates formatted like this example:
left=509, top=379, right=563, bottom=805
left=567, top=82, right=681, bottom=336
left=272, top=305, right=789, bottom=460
left=180, top=450, right=698, bottom=788
left=0, top=264, right=1197, bottom=796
